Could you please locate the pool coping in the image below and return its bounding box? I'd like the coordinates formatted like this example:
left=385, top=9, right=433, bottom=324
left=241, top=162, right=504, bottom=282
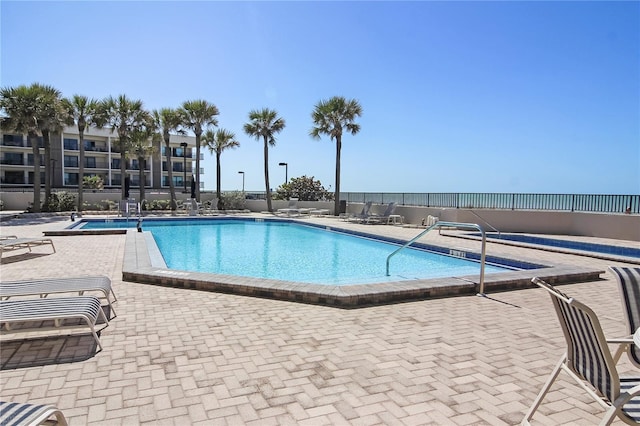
left=118, top=218, right=604, bottom=308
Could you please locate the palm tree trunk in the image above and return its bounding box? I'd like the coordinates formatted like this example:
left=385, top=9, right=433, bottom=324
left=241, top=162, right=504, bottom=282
left=138, top=156, right=145, bottom=203
left=264, top=136, right=272, bottom=212
left=42, top=130, right=52, bottom=211
left=29, top=131, right=41, bottom=213
left=195, top=134, right=201, bottom=202
left=165, top=140, right=177, bottom=210
left=334, top=136, right=341, bottom=216
left=120, top=153, right=127, bottom=200
left=78, top=128, right=85, bottom=211
left=216, top=152, right=222, bottom=210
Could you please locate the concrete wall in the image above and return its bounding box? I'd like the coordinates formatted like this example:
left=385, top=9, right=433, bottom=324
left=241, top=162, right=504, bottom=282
left=2, top=191, right=638, bottom=241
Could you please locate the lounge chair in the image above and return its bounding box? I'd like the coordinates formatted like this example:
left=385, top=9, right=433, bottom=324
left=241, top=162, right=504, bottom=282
left=0, top=401, right=68, bottom=426
left=610, top=266, right=640, bottom=369
left=0, top=237, right=55, bottom=255
left=0, top=295, right=108, bottom=351
left=0, top=275, right=117, bottom=319
left=346, top=201, right=373, bottom=222
left=365, top=202, right=398, bottom=224
left=522, top=277, right=640, bottom=425
left=277, top=198, right=300, bottom=217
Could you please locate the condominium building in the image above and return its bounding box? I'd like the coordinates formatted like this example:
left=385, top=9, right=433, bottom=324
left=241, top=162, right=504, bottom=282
left=0, top=126, right=200, bottom=191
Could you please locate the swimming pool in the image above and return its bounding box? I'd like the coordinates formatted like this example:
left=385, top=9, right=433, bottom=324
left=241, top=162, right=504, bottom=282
left=68, top=217, right=604, bottom=306
left=81, top=219, right=511, bottom=285
left=466, top=232, right=640, bottom=262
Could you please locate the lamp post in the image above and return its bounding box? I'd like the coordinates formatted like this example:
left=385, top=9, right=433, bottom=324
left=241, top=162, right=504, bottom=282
left=180, top=142, right=188, bottom=193
left=278, top=162, right=288, bottom=185
left=238, top=171, right=245, bottom=192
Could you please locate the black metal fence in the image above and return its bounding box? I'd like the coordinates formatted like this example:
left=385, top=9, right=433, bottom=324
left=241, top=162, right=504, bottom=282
left=342, top=192, right=639, bottom=214
left=2, top=188, right=638, bottom=214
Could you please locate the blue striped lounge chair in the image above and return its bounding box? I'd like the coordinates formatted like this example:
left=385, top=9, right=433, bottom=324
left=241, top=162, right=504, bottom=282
left=610, top=267, right=640, bottom=369
left=0, top=275, right=117, bottom=319
left=0, top=296, right=108, bottom=352
left=522, top=277, right=640, bottom=425
left=0, top=401, right=67, bottom=425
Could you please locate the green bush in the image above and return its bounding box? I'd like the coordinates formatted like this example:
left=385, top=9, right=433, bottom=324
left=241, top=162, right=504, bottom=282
left=149, top=199, right=170, bottom=210
left=274, top=175, right=333, bottom=201
left=45, top=192, right=77, bottom=212
left=221, top=191, right=246, bottom=210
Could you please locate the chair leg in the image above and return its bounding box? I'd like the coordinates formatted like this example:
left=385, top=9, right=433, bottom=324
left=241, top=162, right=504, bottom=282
left=521, top=354, right=567, bottom=425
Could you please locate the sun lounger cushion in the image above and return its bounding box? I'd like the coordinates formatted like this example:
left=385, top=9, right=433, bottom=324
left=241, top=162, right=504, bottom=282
left=0, top=276, right=117, bottom=317
left=0, top=296, right=108, bottom=351
left=0, top=401, right=68, bottom=426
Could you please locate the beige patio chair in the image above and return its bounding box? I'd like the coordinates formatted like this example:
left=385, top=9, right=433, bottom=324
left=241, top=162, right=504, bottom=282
left=522, top=277, right=640, bottom=425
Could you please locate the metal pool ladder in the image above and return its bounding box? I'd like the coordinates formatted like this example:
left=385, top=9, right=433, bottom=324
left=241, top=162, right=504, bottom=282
left=385, top=221, right=488, bottom=296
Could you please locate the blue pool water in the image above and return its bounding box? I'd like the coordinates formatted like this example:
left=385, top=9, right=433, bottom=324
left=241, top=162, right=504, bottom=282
left=80, top=219, right=512, bottom=285
left=477, top=233, right=640, bottom=259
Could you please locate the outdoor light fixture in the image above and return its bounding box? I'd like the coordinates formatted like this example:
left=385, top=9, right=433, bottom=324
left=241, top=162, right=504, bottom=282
left=278, top=162, right=288, bottom=184
left=180, top=142, right=188, bottom=193
left=238, top=171, right=245, bottom=192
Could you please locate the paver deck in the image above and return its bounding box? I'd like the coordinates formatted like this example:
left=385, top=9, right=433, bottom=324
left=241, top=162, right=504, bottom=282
left=0, top=213, right=638, bottom=425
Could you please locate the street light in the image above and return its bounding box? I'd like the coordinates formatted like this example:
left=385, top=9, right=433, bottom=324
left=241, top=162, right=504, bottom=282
left=180, top=142, right=188, bottom=193
left=238, top=171, right=245, bottom=192
left=278, top=162, right=288, bottom=184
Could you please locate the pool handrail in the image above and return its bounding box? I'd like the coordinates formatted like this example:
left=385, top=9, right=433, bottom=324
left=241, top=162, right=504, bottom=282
left=386, top=221, right=488, bottom=295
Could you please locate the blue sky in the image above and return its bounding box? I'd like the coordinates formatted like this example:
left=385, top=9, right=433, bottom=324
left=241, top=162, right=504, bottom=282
left=1, top=1, right=638, bottom=195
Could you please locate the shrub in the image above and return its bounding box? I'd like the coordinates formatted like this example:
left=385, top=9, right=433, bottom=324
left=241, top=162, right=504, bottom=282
left=220, top=191, right=246, bottom=210
left=274, top=176, right=333, bottom=201
left=45, top=192, right=77, bottom=212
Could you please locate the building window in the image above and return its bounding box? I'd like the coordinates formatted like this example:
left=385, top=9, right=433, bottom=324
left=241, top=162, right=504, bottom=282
left=64, top=173, right=79, bottom=186
left=2, top=152, right=23, bottom=165
left=84, top=140, right=96, bottom=151
left=28, top=171, right=46, bottom=184
left=111, top=159, right=120, bottom=169
left=64, top=155, right=78, bottom=168
left=3, top=171, right=25, bottom=184
left=85, top=157, right=96, bottom=168
left=2, top=134, right=23, bottom=147
left=27, top=154, right=45, bottom=166
left=64, top=138, right=78, bottom=150
left=26, top=136, right=44, bottom=148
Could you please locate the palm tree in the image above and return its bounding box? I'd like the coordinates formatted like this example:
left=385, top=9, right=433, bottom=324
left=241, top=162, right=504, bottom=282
left=243, top=108, right=286, bottom=212
left=32, top=84, right=70, bottom=211
left=0, top=83, right=54, bottom=212
left=129, top=125, right=156, bottom=204
left=202, top=128, right=240, bottom=210
left=179, top=100, right=219, bottom=202
left=310, top=96, right=362, bottom=216
left=95, top=95, right=150, bottom=200
left=152, top=108, right=184, bottom=210
left=63, top=95, right=98, bottom=212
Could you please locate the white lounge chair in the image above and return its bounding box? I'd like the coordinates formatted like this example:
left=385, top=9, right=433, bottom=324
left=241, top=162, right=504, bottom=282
left=365, top=202, right=398, bottom=224
left=0, top=275, right=117, bottom=318
left=0, top=296, right=109, bottom=351
left=0, top=401, right=68, bottom=426
left=346, top=201, right=373, bottom=222
left=0, top=237, right=55, bottom=255
left=277, top=198, right=301, bottom=217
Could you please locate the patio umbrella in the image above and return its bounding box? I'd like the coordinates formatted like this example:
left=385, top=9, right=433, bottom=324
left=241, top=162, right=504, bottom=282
left=190, top=175, right=196, bottom=199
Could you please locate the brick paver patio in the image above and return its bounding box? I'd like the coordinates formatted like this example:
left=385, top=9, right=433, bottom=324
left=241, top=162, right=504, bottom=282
left=1, top=214, right=638, bottom=425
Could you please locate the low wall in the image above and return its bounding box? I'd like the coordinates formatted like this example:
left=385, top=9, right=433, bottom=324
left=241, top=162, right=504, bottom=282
left=2, top=192, right=638, bottom=241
